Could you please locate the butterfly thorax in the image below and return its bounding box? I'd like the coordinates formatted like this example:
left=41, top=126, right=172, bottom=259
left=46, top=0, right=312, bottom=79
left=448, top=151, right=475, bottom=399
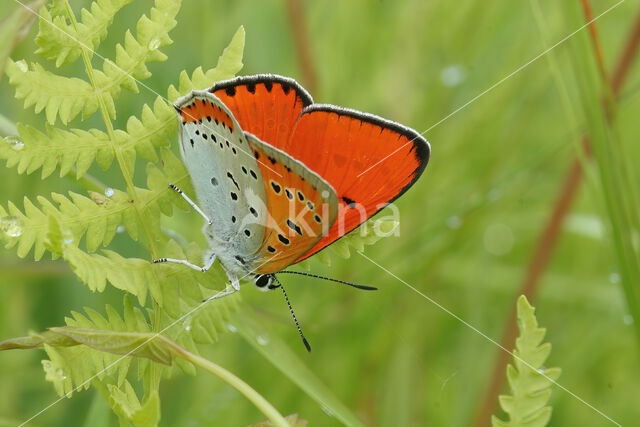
left=203, top=224, right=261, bottom=278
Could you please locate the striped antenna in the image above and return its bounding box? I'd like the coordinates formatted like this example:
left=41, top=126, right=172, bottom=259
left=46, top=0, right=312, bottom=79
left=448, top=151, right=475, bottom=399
left=273, top=275, right=311, bottom=352
left=278, top=270, right=377, bottom=291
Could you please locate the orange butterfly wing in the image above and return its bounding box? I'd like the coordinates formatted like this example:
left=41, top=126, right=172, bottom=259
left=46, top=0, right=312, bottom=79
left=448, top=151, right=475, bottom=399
left=209, top=75, right=430, bottom=264
left=245, top=133, right=338, bottom=274
left=211, top=75, right=312, bottom=150
left=284, top=106, right=430, bottom=261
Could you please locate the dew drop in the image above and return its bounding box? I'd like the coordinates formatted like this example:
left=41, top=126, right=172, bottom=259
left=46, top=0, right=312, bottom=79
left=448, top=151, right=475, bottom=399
left=116, top=225, right=125, bottom=233
left=446, top=215, right=462, bottom=230
left=15, top=60, right=28, bottom=72
left=483, top=223, right=515, bottom=256
left=624, top=314, right=634, bottom=325
left=4, top=135, right=24, bottom=151
left=536, top=367, right=546, bottom=375
left=148, top=38, right=161, bottom=50
left=487, top=188, right=502, bottom=202
left=440, top=64, right=467, bottom=87
left=321, top=406, right=335, bottom=417
left=0, top=215, right=23, bottom=238
left=609, top=272, right=621, bottom=284
left=226, top=323, right=237, bottom=333
left=104, top=188, right=115, bottom=197
left=256, top=333, right=270, bottom=346
left=62, top=229, right=74, bottom=245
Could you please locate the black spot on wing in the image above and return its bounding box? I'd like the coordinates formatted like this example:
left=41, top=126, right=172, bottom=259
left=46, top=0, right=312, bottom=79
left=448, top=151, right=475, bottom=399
left=342, top=196, right=357, bottom=208
left=286, top=219, right=303, bottom=236
left=227, top=172, right=240, bottom=190
left=278, top=234, right=290, bottom=245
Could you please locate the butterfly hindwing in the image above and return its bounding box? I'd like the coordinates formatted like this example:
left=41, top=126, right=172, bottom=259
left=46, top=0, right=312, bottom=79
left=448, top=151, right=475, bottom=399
left=244, top=132, right=339, bottom=274
left=176, top=91, right=267, bottom=256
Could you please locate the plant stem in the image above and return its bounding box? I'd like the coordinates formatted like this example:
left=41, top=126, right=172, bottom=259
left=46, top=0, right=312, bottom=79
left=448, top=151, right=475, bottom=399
left=168, top=342, right=290, bottom=427
left=62, top=0, right=164, bottom=402
left=0, top=113, right=18, bottom=136
left=474, top=4, right=640, bottom=426
left=61, top=0, right=158, bottom=259
left=286, top=0, right=317, bottom=94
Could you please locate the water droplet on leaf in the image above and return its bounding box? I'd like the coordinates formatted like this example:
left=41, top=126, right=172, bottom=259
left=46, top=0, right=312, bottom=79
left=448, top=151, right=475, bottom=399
left=446, top=215, right=462, bottom=230
left=1, top=216, right=23, bottom=237
left=4, top=136, right=24, bottom=151
left=148, top=38, right=161, bottom=50
left=226, top=324, right=237, bottom=333
left=104, top=188, right=114, bottom=197
left=15, top=60, right=28, bottom=72
left=256, top=333, right=269, bottom=346
left=321, top=406, right=335, bottom=417
left=440, top=65, right=466, bottom=87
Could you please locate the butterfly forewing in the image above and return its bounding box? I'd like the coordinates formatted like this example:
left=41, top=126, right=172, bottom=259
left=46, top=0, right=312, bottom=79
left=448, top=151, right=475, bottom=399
left=244, top=132, right=338, bottom=274
left=211, top=74, right=313, bottom=151
left=176, top=91, right=267, bottom=255
left=287, top=106, right=430, bottom=262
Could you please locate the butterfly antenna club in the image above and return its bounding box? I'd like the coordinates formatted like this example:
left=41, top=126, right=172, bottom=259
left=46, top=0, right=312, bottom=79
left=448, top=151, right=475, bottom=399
left=273, top=275, right=312, bottom=352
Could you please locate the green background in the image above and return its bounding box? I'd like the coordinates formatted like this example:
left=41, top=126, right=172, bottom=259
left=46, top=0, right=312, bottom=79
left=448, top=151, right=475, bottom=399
left=1, top=0, right=639, bottom=425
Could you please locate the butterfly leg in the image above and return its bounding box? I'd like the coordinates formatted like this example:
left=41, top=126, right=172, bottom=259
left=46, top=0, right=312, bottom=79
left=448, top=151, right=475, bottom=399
left=153, top=252, right=217, bottom=272
left=152, top=257, right=206, bottom=272
left=168, top=184, right=212, bottom=225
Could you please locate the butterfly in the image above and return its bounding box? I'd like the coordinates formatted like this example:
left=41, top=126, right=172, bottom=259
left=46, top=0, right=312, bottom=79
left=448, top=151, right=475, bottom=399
left=154, top=74, right=430, bottom=349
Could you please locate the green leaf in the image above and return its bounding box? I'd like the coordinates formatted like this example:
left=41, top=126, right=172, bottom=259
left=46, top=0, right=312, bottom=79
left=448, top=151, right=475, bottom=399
left=492, top=296, right=561, bottom=427
left=6, top=59, right=99, bottom=125
left=0, top=123, right=113, bottom=179
left=35, top=0, right=134, bottom=67
left=233, top=311, right=365, bottom=427
left=108, top=382, right=160, bottom=427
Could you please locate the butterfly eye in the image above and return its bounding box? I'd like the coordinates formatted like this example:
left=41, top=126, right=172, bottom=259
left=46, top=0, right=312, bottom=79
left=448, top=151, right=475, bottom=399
left=254, top=274, right=271, bottom=288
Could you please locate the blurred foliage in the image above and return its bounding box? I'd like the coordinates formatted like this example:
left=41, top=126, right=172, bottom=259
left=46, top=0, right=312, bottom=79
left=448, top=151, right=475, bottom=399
left=1, top=0, right=639, bottom=426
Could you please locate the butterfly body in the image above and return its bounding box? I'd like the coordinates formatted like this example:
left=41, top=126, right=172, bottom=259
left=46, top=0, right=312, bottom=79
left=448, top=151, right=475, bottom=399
left=160, top=74, right=430, bottom=295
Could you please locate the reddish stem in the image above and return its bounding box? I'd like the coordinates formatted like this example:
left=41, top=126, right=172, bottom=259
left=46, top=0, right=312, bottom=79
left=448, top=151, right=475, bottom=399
left=286, top=0, right=318, bottom=94
left=474, top=3, right=640, bottom=426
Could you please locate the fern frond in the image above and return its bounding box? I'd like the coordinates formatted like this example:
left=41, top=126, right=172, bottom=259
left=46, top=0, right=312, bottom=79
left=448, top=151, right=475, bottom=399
left=0, top=123, right=113, bottom=179
left=3, top=31, right=242, bottom=180
left=35, top=0, right=134, bottom=67
left=107, top=382, right=160, bottom=427
left=8, top=0, right=180, bottom=125
left=64, top=247, right=153, bottom=303
left=42, top=299, right=148, bottom=397
left=0, top=190, right=127, bottom=259
left=298, top=219, right=398, bottom=267
left=99, top=0, right=181, bottom=95
left=6, top=59, right=99, bottom=125
left=167, top=26, right=245, bottom=100
left=0, top=148, right=192, bottom=260
left=492, top=296, right=561, bottom=427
